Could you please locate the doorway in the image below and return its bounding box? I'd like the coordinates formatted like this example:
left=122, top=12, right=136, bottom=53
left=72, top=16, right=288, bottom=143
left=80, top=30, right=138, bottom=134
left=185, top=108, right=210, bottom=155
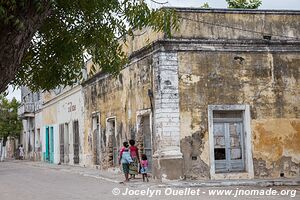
left=92, top=114, right=100, bottom=165
left=142, top=115, right=152, bottom=172
left=208, top=105, right=254, bottom=179
left=73, top=120, right=80, bottom=164
left=50, top=127, right=54, bottom=163
left=45, top=126, right=54, bottom=163
left=59, top=124, right=64, bottom=163
left=213, top=110, right=245, bottom=173
left=36, top=129, right=41, bottom=152
left=107, top=118, right=117, bottom=166
left=45, top=127, right=50, bottom=162
left=64, top=123, right=69, bottom=163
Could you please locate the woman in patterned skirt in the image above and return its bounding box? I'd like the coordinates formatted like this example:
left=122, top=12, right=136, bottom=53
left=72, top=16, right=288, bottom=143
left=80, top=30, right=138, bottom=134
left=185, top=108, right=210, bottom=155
left=128, top=139, right=140, bottom=179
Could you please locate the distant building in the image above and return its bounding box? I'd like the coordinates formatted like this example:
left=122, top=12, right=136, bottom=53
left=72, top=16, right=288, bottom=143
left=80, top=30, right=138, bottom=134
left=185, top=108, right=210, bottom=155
left=18, top=87, right=42, bottom=160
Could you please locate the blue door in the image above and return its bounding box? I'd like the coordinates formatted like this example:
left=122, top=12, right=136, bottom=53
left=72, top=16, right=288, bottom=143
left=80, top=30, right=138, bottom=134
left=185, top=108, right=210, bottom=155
left=45, top=127, right=50, bottom=162
left=50, top=127, right=54, bottom=163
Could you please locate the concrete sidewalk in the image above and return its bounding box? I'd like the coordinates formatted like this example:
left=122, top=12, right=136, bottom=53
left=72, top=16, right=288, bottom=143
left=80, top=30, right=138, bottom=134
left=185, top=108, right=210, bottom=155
left=15, top=160, right=300, bottom=188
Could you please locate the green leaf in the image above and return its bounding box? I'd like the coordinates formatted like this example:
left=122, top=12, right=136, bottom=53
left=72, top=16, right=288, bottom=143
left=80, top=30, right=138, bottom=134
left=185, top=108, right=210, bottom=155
left=10, top=1, right=178, bottom=92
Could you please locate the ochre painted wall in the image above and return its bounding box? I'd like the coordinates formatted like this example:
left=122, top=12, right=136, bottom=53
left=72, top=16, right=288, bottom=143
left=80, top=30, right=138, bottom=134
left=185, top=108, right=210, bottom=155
left=178, top=51, right=300, bottom=179
left=83, top=56, right=153, bottom=168
left=172, top=11, right=300, bottom=40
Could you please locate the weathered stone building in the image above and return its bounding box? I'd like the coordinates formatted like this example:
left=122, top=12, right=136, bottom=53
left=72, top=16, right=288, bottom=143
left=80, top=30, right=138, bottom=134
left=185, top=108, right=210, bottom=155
left=18, top=8, right=299, bottom=181
left=82, top=8, right=300, bottom=180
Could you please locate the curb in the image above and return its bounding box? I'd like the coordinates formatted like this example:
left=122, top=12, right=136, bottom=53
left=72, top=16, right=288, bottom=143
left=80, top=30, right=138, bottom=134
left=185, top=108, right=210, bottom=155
left=160, top=180, right=300, bottom=188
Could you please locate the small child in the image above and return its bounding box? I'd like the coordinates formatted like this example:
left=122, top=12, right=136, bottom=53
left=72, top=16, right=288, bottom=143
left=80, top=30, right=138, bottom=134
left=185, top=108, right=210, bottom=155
left=140, top=154, right=149, bottom=182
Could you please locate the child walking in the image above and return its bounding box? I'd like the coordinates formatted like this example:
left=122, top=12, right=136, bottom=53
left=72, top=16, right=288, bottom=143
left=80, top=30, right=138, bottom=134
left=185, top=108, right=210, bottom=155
left=140, top=154, right=149, bottom=182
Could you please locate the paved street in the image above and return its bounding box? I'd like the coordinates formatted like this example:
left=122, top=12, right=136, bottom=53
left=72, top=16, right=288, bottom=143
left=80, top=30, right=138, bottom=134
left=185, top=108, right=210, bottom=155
left=0, top=161, right=299, bottom=200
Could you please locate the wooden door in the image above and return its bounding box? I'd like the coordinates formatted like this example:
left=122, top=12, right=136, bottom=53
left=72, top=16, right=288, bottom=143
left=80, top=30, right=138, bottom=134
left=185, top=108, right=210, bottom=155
left=59, top=124, right=64, bottom=163
left=73, top=121, right=80, bottom=164
left=214, top=121, right=245, bottom=173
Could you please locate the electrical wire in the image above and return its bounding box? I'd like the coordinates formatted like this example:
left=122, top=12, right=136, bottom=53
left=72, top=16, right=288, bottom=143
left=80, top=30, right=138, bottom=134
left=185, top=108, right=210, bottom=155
left=178, top=16, right=300, bottom=40
left=149, top=0, right=169, bottom=5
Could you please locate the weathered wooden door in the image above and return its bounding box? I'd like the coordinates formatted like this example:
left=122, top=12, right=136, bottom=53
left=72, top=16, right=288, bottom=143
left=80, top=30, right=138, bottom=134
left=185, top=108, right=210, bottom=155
left=143, top=115, right=152, bottom=172
left=93, top=129, right=99, bottom=165
left=92, top=116, right=100, bottom=165
left=64, top=123, right=69, bottom=163
left=59, top=124, right=64, bottom=163
left=214, top=121, right=245, bottom=173
left=73, top=121, right=80, bottom=164
left=107, top=119, right=118, bottom=166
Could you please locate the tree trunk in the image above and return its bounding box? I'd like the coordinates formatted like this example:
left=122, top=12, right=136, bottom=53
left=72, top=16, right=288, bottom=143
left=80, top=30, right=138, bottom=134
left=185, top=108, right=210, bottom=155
left=0, top=2, right=51, bottom=93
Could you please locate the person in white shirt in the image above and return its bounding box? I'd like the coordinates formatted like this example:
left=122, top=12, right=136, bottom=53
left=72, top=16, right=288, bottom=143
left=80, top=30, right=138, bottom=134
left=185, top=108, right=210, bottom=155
left=19, top=145, right=24, bottom=160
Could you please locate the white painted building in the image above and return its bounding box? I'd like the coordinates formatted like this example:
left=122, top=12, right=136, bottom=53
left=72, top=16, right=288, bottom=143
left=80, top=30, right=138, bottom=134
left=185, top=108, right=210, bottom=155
left=18, top=87, right=42, bottom=160
left=40, top=85, right=85, bottom=165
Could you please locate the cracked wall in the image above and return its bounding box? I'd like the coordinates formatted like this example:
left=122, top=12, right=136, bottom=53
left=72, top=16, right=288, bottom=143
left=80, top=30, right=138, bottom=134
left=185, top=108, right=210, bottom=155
left=83, top=56, right=153, bottom=168
left=253, top=119, right=300, bottom=178
left=178, top=51, right=300, bottom=179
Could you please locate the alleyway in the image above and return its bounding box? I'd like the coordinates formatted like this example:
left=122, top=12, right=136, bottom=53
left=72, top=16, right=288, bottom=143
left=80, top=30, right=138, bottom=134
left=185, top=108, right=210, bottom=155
left=0, top=161, right=299, bottom=200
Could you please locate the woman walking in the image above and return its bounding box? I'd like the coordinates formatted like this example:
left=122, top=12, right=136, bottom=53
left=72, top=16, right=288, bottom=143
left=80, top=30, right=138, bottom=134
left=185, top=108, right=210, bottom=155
left=128, top=139, right=139, bottom=179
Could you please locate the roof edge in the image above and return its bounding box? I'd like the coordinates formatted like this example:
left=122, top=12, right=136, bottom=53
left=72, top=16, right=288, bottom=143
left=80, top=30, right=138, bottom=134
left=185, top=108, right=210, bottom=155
left=163, top=7, right=300, bottom=15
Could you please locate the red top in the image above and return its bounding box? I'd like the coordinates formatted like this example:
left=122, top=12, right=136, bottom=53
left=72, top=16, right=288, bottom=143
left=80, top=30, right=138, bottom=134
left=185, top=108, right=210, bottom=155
left=129, top=146, right=138, bottom=158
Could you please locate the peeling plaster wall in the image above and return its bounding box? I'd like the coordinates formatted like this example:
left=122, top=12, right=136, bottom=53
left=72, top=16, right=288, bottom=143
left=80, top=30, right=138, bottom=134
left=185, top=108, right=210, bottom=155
left=83, top=57, right=153, bottom=168
left=152, top=52, right=181, bottom=154
left=81, top=9, right=300, bottom=178
left=151, top=52, right=184, bottom=180
left=178, top=51, right=300, bottom=179
left=122, top=27, right=164, bottom=56
left=173, top=10, right=300, bottom=40
left=252, top=119, right=300, bottom=178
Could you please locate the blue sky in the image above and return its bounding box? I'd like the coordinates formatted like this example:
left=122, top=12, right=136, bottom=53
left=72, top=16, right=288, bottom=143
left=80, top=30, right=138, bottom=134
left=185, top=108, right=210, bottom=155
left=5, top=0, right=300, bottom=101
